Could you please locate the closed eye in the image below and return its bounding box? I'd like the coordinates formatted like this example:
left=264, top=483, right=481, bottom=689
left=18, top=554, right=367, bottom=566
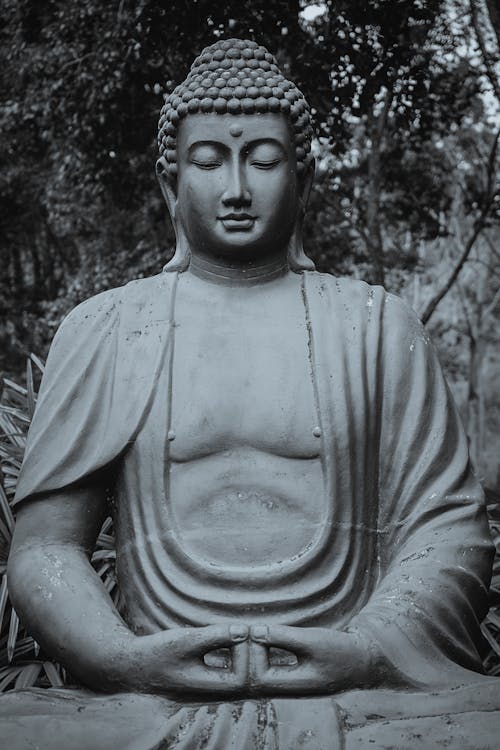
left=250, top=160, right=281, bottom=170
left=191, top=160, right=222, bottom=170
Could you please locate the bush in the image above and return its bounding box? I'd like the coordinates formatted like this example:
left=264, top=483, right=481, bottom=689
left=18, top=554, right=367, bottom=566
left=1, top=358, right=500, bottom=690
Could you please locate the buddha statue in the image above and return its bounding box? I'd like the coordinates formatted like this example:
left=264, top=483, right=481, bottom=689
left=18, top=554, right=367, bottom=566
left=3, top=38, right=500, bottom=749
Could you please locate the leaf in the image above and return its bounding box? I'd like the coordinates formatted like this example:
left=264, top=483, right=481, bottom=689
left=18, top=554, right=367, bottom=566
left=486, top=610, right=500, bottom=631
left=0, top=419, right=25, bottom=448
left=26, top=360, right=35, bottom=420
left=0, top=576, right=8, bottom=633
left=0, top=482, right=14, bottom=536
left=0, top=517, right=11, bottom=545
left=91, top=549, right=116, bottom=562
left=7, top=609, right=19, bottom=663
left=0, top=665, right=22, bottom=692
left=43, top=660, right=64, bottom=687
left=481, top=623, right=500, bottom=656
left=94, top=561, right=111, bottom=579
left=3, top=637, right=38, bottom=661
left=29, top=353, right=45, bottom=375
left=0, top=406, right=31, bottom=423
left=100, top=517, right=114, bottom=536
left=96, top=532, right=115, bottom=550
left=1, top=380, right=27, bottom=398
left=14, top=662, right=42, bottom=689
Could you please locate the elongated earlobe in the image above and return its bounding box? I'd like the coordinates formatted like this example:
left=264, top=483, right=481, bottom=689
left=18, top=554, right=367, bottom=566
left=288, top=157, right=316, bottom=272
left=156, top=157, right=191, bottom=272
left=287, top=225, right=316, bottom=272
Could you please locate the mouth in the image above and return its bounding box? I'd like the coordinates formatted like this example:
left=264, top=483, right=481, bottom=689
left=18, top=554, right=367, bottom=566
left=218, top=213, right=256, bottom=230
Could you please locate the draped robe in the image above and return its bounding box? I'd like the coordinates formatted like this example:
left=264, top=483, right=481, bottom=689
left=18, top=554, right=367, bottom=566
left=3, top=270, right=500, bottom=749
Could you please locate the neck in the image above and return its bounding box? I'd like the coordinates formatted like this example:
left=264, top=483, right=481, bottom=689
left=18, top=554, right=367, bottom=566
left=188, top=251, right=289, bottom=286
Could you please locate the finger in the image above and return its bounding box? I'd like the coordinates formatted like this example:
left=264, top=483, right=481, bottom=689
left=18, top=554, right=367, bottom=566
left=258, top=665, right=322, bottom=695
left=188, top=624, right=249, bottom=656
left=249, top=640, right=269, bottom=684
left=189, top=664, right=248, bottom=695
left=231, top=640, right=250, bottom=681
left=251, top=625, right=311, bottom=656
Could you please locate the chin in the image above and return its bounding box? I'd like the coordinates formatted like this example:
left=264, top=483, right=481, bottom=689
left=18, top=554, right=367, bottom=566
left=207, top=237, right=270, bottom=260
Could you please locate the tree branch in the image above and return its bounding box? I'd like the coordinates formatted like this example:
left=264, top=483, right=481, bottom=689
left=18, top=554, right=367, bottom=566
left=484, top=285, right=500, bottom=319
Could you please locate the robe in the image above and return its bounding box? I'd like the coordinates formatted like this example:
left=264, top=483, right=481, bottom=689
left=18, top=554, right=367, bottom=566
left=3, top=269, right=500, bottom=749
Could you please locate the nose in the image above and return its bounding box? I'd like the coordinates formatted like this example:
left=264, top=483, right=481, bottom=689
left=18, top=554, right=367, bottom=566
left=221, top=161, right=251, bottom=207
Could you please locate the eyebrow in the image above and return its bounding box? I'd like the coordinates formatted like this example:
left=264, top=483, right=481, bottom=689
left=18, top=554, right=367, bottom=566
left=187, top=138, right=287, bottom=154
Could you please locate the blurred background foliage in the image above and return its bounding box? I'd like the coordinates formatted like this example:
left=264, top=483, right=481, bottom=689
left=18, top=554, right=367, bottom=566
left=0, top=0, right=500, bottom=690
left=0, top=0, right=499, bottom=487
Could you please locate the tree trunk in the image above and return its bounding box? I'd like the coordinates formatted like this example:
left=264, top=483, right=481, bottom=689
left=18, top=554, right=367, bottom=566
left=365, top=89, right=392, bottom=286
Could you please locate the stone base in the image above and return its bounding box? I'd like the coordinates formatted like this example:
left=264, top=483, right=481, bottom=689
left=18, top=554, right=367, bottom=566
left=1, top=680, right=500, bottom=749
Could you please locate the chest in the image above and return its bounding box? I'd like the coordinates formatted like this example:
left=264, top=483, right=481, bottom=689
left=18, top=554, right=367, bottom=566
left=169, top=286, right=320, bottom=458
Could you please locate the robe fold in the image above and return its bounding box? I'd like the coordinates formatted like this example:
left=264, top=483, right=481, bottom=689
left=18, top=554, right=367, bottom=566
left=5, top=269, right=500, bottom=749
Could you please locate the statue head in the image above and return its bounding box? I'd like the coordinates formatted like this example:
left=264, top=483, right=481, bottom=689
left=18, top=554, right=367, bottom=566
left=156, top=38, right=315, bottom=272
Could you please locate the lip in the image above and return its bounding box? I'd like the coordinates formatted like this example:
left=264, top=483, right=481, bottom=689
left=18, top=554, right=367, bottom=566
left=218, top=213, right=256, bottom=230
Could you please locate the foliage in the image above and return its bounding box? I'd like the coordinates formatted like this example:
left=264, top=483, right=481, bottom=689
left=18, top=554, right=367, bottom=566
left=1, top=0, right=498, bottom=374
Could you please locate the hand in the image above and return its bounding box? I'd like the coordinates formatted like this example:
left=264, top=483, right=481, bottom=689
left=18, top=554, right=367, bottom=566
left=248, top=625, right=374, bottom=696
left=112, top=624, right=250, bottom=698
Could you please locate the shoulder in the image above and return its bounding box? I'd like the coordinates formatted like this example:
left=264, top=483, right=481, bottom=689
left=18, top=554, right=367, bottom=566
left=305, top=271, right=383, bottom=304
left=304, top=271, right=430, bottom=352
left=57, top=286, right=121, bottom=336
left=54, top=273, right=172, bottom=339
left=306, top=271, right=417, bottom=322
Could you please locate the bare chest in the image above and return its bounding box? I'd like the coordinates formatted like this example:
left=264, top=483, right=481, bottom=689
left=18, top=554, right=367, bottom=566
left=169, top=281, right=320, bottom=460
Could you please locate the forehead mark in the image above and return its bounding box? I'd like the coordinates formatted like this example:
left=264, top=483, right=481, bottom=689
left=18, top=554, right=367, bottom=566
left=229, top=124, right=244, bottom=137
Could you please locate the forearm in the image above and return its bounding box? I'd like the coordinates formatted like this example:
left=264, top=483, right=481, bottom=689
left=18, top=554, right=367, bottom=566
left=8, top=542, right=136, bottom=691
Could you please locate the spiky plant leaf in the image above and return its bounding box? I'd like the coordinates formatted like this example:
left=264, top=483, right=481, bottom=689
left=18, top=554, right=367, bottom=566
left=0, top=666, right=24, bottom=692
left=43, top=661, right=64, bottom=688
left=14, top=663, right=42, bottom=690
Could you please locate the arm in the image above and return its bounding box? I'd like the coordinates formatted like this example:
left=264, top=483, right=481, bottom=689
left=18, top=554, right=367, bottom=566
left=8, top=486, right=249, bottom=697
left=9, top=281, right=251, bottom=697
left=346, top=296, right=494, bottom=689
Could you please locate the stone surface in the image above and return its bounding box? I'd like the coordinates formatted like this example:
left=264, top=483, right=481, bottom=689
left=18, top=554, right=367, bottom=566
left=3, top=37, right=500, bottom=749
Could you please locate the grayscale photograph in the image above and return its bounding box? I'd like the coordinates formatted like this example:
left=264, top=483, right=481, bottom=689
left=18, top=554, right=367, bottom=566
left=0, top=1, right=499, bottom=747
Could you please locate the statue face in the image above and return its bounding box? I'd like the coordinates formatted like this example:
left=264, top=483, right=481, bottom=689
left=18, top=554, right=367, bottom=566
left=175, top=113, right=299, bottom=262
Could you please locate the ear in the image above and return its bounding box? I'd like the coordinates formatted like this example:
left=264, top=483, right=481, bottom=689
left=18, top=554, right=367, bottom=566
left=288, top=156, right=316, bottom=272
left=156, top=156, right=191, bottom=272
left=156, top=157, right=177, bottom=221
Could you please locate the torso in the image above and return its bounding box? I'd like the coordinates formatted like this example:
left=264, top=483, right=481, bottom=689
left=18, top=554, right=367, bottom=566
left=114, top=270, right=378, bottom=630
left=167, top=270, right=325, bottom=568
